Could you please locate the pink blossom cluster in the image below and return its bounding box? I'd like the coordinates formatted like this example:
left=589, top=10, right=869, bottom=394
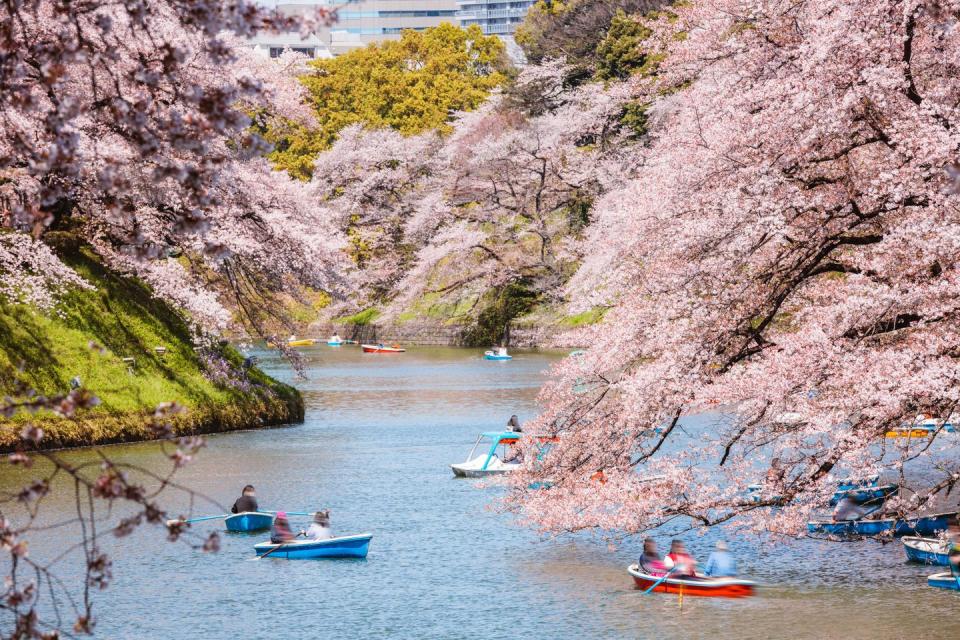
left=506, top=0, right=960, bottom=537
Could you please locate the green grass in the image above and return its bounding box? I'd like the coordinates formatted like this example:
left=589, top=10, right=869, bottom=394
left=334, top=307, right=381, bottom=325
left=0, top=236, right=301, bottom=449
left=560, top=306, right=608, bottom=328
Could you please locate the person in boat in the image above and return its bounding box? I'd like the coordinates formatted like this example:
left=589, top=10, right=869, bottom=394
left=330, top=333, right=341, bottom=343
left=506, top=415, right=522, bottom=432
left=664, top=540, right=697, bottom=577
left=231, top=485, right=259, bottom=514
left=302, top=510, right=334, bottom=541
left=703, top=540, right=737, bottom=577
left=832, top=495, right=871, bottom=521
left=639, top=537, right=667, bottom=576
left=270, top=511, right=296, bottom=544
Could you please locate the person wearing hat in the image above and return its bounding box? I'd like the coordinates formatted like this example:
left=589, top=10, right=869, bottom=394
left=270, top=512, right=296, bottom=544
left=704, top=540, right=737, bottom=577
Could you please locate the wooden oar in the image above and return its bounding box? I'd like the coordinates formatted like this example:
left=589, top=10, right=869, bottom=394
left=261, top=511, right=313, bottom=517
left=255, top=532, right=305, bottom=560
left=642, top=566, right=678, bottom=594
left=165, top=514, right=228, bottom=527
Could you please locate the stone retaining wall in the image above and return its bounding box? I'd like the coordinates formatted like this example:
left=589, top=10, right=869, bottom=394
left=309, top=321, right=560, bottom=348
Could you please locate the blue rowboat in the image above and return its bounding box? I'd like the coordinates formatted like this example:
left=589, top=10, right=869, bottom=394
left=327, top=340, right=342, bottom=346
left=254, top=533, right=372, bottom=559
left=828, top=483, right=897, bottom=507
left=902, top=537, right=950, bottom=565
left=807, top=512, right=957, bottom=537
left=484, top=350, right=512, bottom=360
left=225, top=512, right=274, bottom=532
left=927, top=572, right=960, bottom=591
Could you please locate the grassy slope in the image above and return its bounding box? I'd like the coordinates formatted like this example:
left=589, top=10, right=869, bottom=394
left=0, top=238, right=302, bottom=450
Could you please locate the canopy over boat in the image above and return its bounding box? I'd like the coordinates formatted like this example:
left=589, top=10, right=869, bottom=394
left=254, top=533, right=372, bottom=559
left=627, top=565, right=756, bottom=598
left=361, top=344, right=405, bottom=353
left=225, top=512, right=274, bottom=532
left=927, top=572, right=960, bottom=591
left=902, top=537, right=950, bottom=565
left=450, top=431, right=522, bottom=478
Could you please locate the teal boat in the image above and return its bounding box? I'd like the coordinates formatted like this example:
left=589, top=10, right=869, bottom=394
left=902, top=537, right=950, bottom=565
left=225, top=512, right=274, bottom=532
left=450, top=431, right=522, bottom=477
left=254, top=533, right=372, bottom=559
left=927, top=572, right=960, bottom=591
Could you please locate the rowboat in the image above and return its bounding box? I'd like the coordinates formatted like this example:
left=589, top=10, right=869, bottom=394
left=902, top=537, right=950, bottom=565
left=484, top=347, right=512, bottom=360
left=807, top=512, right=957, bottom=537
left=828, top=483, right=897, bottom=507
left=746, top=475, right=886, bottom=505
left=451, top=431, right=522, bottom=478
left=927, top=572, right=960, bottom=591
left=627, top=565, right=756, bottom=598
left=268, top=338, right=318, bottom=348
left=361, top=343, right=405, bottom=353
left=225, top=512, right=274, bottom=532
left=254, top=533, right=373, bottom=559
left=327, top=336, right=342, bottom=346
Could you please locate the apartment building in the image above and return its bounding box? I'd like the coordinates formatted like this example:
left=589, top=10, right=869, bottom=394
left=456, top=0, right=534, bottom=35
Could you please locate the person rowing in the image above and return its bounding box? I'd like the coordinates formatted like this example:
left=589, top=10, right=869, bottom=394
left=231, top=484, right=259, bottom=514
left=270, top=511, right=296, bottom=544
left=639, top=537, right=668, bottom=576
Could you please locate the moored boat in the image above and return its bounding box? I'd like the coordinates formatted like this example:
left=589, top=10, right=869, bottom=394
left=254, top=533, right=373, bottom=559
left=807, top=512, right=957, bottom=537
left=484, top=347, right=512, bottom=360
left=361, top=343, right=405, bottom=353
left=225, top=512, right=274, bottom=532
left=828, top=483, right=897, bottom=507
left=902, top=536, right=950, bottom=565
left=450, top=431, right=522, bottom=478
left=627, top=565, right=756, bottom=598
left=927, top=572, right=960, bottom=591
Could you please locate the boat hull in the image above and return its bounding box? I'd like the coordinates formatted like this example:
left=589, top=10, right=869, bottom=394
left=807, top=512, right=956, bottom=537
left=627, top=565, right=756, bottom=598
left=927, top=572, right=960, bottom=591
left=225, top=512, right=274, bottom=532
left=903, top=537, right=950, bottom=565
left=450, top=464, right=517, bottom=478
left=361, top=344, right=405, bottom=353
left=484, top=352, right=512, bottom=360
left=254, top=534, right=372, bottom=559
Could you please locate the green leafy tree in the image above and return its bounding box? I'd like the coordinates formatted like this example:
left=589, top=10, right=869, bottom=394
left=595, top=10, right=652, bottom=79
left=268, top=24, right=508, bottom=180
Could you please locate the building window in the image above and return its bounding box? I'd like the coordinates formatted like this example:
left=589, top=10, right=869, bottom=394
left=269, top=47, right=315, bottom=58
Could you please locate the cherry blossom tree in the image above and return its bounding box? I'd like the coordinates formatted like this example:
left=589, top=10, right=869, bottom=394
left=508, top=0, right=960, bottom=538
left=0, top=0, right=343, bottom=336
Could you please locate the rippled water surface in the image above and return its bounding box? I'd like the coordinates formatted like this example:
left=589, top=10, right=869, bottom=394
left=3, top=346, right=958, bottom=639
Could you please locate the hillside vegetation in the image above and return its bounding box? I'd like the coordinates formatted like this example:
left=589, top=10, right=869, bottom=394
left=0, top=234, right=302, bottom=450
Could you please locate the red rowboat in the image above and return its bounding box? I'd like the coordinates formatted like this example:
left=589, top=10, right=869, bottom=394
left=361, top=344, right=406, bottom=353
left=627, top=564, right=756, bottom=598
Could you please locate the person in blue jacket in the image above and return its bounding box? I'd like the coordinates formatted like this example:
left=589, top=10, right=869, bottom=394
left=704, top=541, right=737, bottom=577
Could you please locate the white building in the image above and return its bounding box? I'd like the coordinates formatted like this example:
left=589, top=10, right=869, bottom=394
left=456, top=0, right=534, bottom=35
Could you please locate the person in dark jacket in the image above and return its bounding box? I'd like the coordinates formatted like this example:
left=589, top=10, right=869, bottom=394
left=506, top=415, right=521, bottom=432
left=270, top=511, right=295, bottom=544
left=231, top=485, right=259, bottom=514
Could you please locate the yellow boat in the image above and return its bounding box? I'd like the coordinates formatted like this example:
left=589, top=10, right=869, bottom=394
left=286, top=338, right=318, bottom=347
left=885, top=429, right=931, bottom=439
left=267, top=338, right=318, bottom=348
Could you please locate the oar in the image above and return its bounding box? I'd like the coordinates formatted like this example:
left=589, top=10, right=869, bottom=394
left=260, top=511, right=313, bottom=517
left=255, top=532, right=305, bottom=560
left=165, top=514, right=228, bottom=527
left=643, top=566, right=679, bottom=594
